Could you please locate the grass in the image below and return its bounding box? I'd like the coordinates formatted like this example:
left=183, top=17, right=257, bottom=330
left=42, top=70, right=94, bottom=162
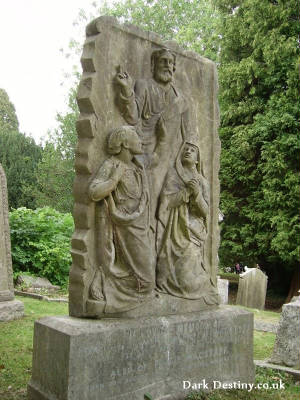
left=232, top=305, right=281, bottom=324
left=0, top=297, right=298, bottom=400
left=0, top=296, right=68, bottom=399
left=185, top=367, right=300, bottom=400
left=254, top=331, right=276, bottom=360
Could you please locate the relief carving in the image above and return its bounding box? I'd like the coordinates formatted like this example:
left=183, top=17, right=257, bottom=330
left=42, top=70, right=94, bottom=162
left=88, top=126, right=155, bottom=313
left=70, top=18, right=221, bottom=317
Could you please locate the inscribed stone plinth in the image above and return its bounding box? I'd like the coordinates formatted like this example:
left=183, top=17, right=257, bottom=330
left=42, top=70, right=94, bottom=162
left=271, top=298, right=300, bottom=368
left=236, top=268, right=267, bottom=310
left=28, top=307, right=254, bottom=400
left=0, top=163, right=24, bottom=321
left=217, top=277, right=229, bottom=304
left=69, top=16, right=221, bottom=318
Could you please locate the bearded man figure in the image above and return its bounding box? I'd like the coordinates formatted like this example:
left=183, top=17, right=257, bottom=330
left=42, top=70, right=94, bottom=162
left=115, top=48, right=191, bottom=231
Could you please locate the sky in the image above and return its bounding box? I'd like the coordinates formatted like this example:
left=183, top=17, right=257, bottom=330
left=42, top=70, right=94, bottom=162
left=0, top=0, right=102, bottom=144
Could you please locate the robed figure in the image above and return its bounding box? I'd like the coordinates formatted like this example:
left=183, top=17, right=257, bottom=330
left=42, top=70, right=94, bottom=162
left=156, top=141, right=219, bottom=304
left=89, top=126, right=155, bottom=313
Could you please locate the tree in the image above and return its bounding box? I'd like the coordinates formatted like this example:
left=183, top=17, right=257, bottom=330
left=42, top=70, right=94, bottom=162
left=216, top=0, right=300, bottom=297
left=0, top=88, right=19, bottom=133
left=32, top=88, right=78, bottom=213
left=72, top=0, right=221, bottom=61
left=0, top=88, right=42, bottom=209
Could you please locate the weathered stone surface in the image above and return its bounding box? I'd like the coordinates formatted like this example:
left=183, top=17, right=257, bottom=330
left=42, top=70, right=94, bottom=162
left=28, top=307, right=254, bottom=400
left=0, top=299, right=24, bottom=322
left=254, top=360, right=300, bottom=380
left=271, top=299, right=300, bottom=368
left=86, top=291, right=218, bottom=318
left=16, top=275, right=60, bottom=290
left=69, top=16, right=221, bottom=317
left=0, top=163, right=24, bottom=321
left=0, top=163, right=14, bottom=301
left=217, top=277, right=228, bottom=304
left=254, top=320, right=278, bottom=333
left=236, top=268, right=268, bottom=310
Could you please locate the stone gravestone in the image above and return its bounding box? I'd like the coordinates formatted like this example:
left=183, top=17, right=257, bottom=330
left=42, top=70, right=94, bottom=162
left=28, top=17, right=254, bottom=400
left=217, top=276, right=229, bottom=304
left=236, top=268, right=268, bottom=310
left=271, top=297, right=300, bottom=368
left=0, top=164, right=24, bottom=321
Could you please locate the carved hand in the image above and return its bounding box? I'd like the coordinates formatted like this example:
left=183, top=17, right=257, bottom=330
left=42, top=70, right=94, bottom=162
left=115, top=68, right=133, bottom=97
left=110, top=162, right=124, bottom=185
left=187, top=179, right=200, bottom=196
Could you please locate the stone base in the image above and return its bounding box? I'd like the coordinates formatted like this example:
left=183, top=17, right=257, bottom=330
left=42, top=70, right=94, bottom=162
left=0, top=299, right=24, bottom=322
left=28, top=306, right=254, bottom=400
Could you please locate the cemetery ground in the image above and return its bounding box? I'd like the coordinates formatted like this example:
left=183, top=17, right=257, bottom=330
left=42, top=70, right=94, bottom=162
left=0, top=297, right=299, bottom=400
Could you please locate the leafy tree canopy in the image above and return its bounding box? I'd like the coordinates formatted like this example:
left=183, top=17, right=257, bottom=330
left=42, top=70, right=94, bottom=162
left=0, top=88, right=19, bottom=133
left=32, top=88, right=78, bottom=213
left=0, top=89, right=42, bottom=209
left=216, top=0, right=300, bottom=285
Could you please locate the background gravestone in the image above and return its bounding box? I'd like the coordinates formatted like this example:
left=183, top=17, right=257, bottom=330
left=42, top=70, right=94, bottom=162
left=271, top=297, right=300, bottom=368
left=0, top=163, right=24, bottom=321
left=217, top=276, right=229, bottom=304
left=236, top=268, right=268, bottom=310
left=28, top=17, right=254, bottom=400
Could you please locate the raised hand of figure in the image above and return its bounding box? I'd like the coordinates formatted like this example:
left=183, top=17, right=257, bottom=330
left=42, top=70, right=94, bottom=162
left=187, top=178, right=200, bottom=196
left=110, top=161, right=124, bottom=184
left=115, top=65, right=133, bottom=97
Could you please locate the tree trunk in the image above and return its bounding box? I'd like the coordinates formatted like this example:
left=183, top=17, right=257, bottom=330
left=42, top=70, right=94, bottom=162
left=285, top=267, right=300, bottom=304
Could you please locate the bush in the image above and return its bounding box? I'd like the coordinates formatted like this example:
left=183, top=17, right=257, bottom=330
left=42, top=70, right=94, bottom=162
left=9, top=207, right=74, bottom=287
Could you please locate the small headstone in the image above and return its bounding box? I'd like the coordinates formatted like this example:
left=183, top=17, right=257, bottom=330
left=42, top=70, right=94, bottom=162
left=271, top=298, right=300, bottom=368
left=0, top=163, right=24, bottom=321
left=236, top=268, right=267, bottom=310
left=217, top=276, right=229, bottom=304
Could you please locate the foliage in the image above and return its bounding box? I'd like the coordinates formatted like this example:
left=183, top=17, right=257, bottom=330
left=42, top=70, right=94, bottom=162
left=98, top=0, right=221, bottom=62
left=0, top=89, right=42, bottom=209
left=9, top=207, right=74, bottom=287
left=0, top=88, right=19, bottom=133
left=216, top=0, right=300, bottom=287
left=0, top=130, right=42, bottom=209
left=32, top=88, right=78, bottom=213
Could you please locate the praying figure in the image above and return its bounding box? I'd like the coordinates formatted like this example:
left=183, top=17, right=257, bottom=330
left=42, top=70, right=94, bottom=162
left=156, top=141, right=219, bottom=304
left=88, top=126, right=155, bottom=313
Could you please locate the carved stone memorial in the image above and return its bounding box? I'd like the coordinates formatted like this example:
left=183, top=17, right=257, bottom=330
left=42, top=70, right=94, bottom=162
left=0, top=163, right=24, bottom=321
left=28, top=17, right=254, bottom=400
left=236, top=267, right=268, bottom=310
left=271, top=296, right=300, bottom=368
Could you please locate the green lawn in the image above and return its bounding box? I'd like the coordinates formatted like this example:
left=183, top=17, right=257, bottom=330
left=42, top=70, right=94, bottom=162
left=0, top=297, right=298, bottom=400
left=233, top=305, right=281, bottom=324
left=0, top=297, right=68, bottom=399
